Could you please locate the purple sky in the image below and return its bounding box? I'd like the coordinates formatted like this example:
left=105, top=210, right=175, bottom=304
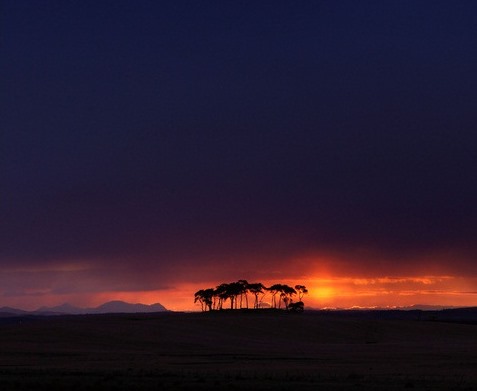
left=1, top=1, right=477, bottom=310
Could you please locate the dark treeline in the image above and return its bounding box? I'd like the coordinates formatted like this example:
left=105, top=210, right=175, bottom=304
left=194, top=280, right=308, bottom=312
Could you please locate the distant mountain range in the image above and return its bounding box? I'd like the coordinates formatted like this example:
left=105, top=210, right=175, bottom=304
left=0, top=300, right=167, bottom=317
left=311, top=304, right=465, bottom=311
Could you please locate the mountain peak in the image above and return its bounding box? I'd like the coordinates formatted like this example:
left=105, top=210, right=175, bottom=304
left=1, top=301, right=168, bottom=316
left=94, top=301, right=167, bottom=313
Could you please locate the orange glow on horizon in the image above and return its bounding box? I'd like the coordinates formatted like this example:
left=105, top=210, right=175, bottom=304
left=309, top=286, right=335, bottom=300
left=1, top=261, right=476, bottom=311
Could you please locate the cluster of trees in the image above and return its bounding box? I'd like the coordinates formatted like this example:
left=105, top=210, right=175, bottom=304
left=194, top=280, right=308, bottom=312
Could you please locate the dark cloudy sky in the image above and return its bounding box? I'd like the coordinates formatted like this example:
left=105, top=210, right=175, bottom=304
left=2, top=0, right=477, bottom=310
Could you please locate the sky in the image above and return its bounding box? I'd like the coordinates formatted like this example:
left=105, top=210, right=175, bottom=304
left=1, top=0, right=477, bottom=311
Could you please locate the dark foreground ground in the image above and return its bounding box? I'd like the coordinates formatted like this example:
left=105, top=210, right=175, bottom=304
left=1, top=310, right=477, bottom=390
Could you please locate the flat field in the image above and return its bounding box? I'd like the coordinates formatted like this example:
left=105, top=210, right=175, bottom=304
left=1, top=310, right=476, bottom=390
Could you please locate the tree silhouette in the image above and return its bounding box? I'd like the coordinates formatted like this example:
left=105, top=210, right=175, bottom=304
left=202, top=288, right=214, bottom=311
left=280, top=285, right=297, bottom=310
left=194, top=280, right=308, bottom=312
left=194, top=289, right=214, bottom=311
left=267, top=284, right=296, bottom=309
left=237, top=280, right=249, bottom=309
left=248, top=282, right=266, bottom=309
left=267, top=284, right=282, bottom=309
left=227, top=281, right=244, bottom=309
left=295, top=285, right=308, bottom=301
left=194, top=289, right=206, bottom=312
left=215, top=283, right=229, bottom=310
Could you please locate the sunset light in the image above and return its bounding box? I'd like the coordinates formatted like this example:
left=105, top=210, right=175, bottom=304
left=3, top=2, right=477, bottom=389
left=2, top=0, right=477, bottom=314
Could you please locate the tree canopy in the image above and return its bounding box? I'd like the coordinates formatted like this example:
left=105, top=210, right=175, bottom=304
left=194, top=281, right=308, bottom=312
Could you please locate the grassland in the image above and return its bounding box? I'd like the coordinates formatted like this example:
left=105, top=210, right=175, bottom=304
left=1, top=310, right=476, bottom=390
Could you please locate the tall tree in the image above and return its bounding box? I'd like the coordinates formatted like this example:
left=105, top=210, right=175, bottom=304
left=226, top=281, right=243, bottom=309
left=194, top=289, right=206, bottom=312
left=194, top=289, right=215, bottom=311
left=280, top=285, right=297, bottom=310
left=267, top=284, right=282, bottom=309
left=237, top=280, right=249, bottom=309
left=215, top=283, right=231, bottom=310
left=248, top=282, right=265, bottom=309
left=202, top=288, right=215, bottom=311
left=295, top=285, right=308, bottom=301
left=195, top=281, right=308, bottom=312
